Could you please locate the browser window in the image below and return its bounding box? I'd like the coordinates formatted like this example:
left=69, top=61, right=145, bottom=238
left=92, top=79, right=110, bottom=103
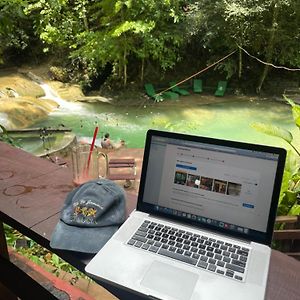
left=142, top=136, right=280, bottom=235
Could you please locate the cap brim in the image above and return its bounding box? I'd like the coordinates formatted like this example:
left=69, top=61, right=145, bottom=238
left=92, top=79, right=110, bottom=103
left=50, top=220, right=119, bottom=254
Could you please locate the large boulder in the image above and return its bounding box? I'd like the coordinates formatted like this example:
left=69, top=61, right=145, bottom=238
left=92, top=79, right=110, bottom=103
left=0, top=73, right=45, bottom=98
left=0, top=70, right=60, bottom=128
left=0, top=97, right=58, bottom=129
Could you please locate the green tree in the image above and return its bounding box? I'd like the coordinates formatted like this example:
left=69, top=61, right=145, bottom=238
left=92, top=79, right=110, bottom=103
left=0, top=0, right=31, bottom=64
left=70, top=0, right=185, bottom=86
left=24, top=0, right=185, bottom=86
left=186, top=0, right=300, bottom=91
left=25, top=0, right=88, bottom=56
left=3, top=0, right=299, bottom=92
left=254, top=1, right=300, bottom=93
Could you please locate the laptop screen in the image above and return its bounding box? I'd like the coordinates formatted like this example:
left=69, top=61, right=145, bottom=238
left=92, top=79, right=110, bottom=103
left=137, top=130, right=286, bottom=245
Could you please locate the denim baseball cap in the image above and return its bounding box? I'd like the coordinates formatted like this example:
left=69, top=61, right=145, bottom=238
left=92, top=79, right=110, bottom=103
left=50, top=179, right=126, bottom=253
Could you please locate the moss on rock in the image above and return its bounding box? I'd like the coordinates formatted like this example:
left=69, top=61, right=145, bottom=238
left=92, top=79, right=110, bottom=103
left=0, top=97, right=58, bottom=129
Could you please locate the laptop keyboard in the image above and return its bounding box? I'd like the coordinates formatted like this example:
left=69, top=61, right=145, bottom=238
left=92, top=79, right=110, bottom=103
left=127, top=220, right=250, bottom=282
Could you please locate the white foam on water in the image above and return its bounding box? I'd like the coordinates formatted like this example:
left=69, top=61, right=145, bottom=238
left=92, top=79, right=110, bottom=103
left=0, top=112, right=10, bottom=128
left=39, top=83, right=87, bottom=113
left=77, top=136, right=102, bottom=147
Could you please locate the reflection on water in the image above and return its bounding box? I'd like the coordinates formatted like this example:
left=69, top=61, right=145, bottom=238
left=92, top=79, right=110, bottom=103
left=25, top=97, right=298, bottom=153
left=13, top=131, right=75, bottom=156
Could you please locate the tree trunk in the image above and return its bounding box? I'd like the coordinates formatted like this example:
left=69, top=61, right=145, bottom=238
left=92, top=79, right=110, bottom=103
left=123, top=47, right=127, bottom=87
left=83, top=16, right=89, bottom=31
left=141, top=58, right=144, bottom=82
left=80, top=2, right=89, bottom=30
left=118, top=61, right=121, bottom=78
left=257, top=65, right=270, bottom=94
left=256, top=2, right=278, bottom=94
left=238, top=47, right=242, bottom=79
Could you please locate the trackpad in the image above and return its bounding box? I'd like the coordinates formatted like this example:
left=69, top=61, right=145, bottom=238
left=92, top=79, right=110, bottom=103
left=141, top=261, right=198, bottom=300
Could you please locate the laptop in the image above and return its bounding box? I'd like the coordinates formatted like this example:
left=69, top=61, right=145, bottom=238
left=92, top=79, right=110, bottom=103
left=86, top=129, right=286, bottom=300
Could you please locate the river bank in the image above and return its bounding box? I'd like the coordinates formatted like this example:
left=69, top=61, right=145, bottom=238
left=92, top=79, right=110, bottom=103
left=1, top=65, right=298, bottom=157
left=0, top=66, right=155, bottom=129
left=0, top=64, right=271, bottom=130
left=0, top=66, right=114, bottom=129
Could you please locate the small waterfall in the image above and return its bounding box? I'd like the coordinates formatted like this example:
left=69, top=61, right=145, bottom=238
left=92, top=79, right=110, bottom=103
left=39, top=82, right=85, bottom=113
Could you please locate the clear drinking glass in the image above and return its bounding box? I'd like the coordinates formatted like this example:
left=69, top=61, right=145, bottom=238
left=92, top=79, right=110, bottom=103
left=71, top=143, right=99, bottom=186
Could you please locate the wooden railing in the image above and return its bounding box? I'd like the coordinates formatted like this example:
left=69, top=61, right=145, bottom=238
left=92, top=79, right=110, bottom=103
left=273, top=215, right=300, bottom=259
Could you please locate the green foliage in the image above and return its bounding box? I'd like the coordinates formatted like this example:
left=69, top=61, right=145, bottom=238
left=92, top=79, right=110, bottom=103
left=0, top=0, right=32, bottom=63
left=252, top=97, right=300, bottom=216
left=1, top=0, right=300, bottom=89
left=49, top=66, right=69, bottom=82
left=251, top=123, right=293, bottom=144
left=185, top=0, right=300, bottom=86
left=4, top=223, right=87, bottom=281
left=0, top=124, right=20, bottom=147
left=22, top=0, right=186, bottom=86
left=277, top=151, right=300, bottom=216
left=24, top=0, right=83, bottom=51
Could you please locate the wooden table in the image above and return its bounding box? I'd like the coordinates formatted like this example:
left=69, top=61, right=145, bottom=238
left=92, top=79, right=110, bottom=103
left=0, top=142, right=299, bottom=300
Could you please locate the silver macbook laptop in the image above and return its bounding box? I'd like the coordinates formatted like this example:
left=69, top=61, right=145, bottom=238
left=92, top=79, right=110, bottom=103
left=86, top=129, right=286, bottom=300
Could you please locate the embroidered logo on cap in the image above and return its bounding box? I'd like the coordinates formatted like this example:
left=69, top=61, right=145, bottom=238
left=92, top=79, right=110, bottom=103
left=71, top=199, right=105, bottom=224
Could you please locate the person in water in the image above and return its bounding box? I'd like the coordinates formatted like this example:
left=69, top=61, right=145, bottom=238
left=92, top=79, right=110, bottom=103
left=101, top=133, right=125, bottom=149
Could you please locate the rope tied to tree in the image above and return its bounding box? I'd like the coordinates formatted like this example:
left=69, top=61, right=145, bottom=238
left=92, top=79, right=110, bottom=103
left=238, top=45, right=300, bottom=72
left=157, top=49, right=237, bottom=96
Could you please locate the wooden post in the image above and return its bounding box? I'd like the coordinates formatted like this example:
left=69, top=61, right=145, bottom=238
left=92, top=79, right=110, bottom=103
left=0, top=221, right=9, bottom=259
left=0, top=221, right=18, bottom=300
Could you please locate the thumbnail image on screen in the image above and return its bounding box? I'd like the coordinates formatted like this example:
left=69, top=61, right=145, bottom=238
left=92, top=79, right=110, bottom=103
left=186, top=174, right=201, bottom=188
left=174, top=171, right=187, bottom=185
left=174, top=169, right=242, bottom=197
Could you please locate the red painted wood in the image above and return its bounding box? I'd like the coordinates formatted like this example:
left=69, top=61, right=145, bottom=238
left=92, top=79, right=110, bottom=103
left=107, top=174, right=136, bottom=180
left=0, top=142, right=61, bottom=190
left=108, top=163, right=135, bottom=168
left=0, top=168, right=74, bottom=228
left=9, top=249, right=95, bottom=300
left=109, top=158, right=135, bottom=164
left=30, top=213, right=60, bottom=241
left=0, top=141, right=138, bottom=240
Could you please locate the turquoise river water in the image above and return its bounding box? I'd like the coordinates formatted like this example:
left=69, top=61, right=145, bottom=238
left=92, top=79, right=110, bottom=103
left=22, top=97, right=298, bottom=155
